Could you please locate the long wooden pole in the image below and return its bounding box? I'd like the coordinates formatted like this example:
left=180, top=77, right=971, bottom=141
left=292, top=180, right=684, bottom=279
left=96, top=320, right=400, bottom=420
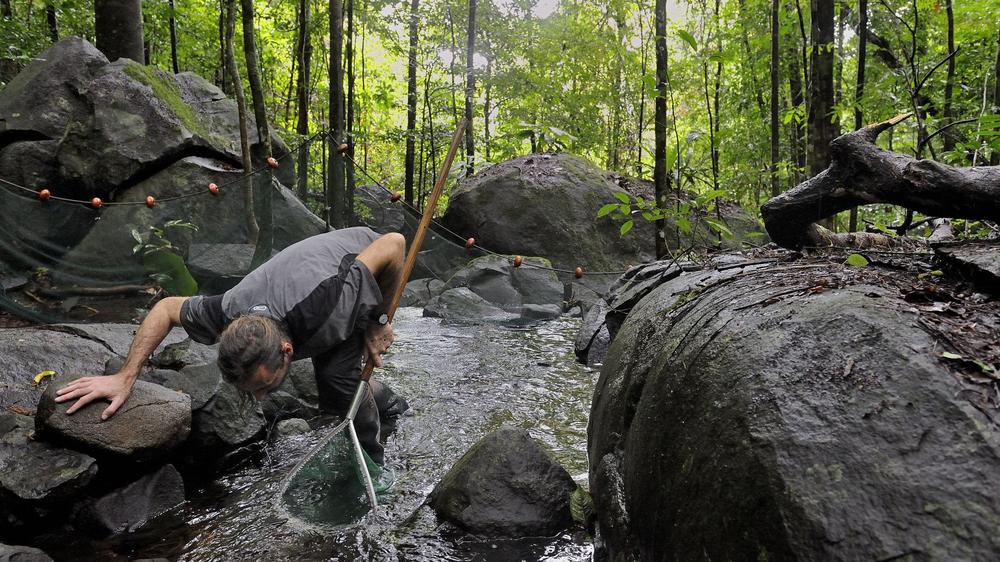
left=360, top=118, right=467, bottom=383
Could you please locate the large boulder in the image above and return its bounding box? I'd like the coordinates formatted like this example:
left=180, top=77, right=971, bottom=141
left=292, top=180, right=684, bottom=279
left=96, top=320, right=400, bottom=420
left=423, top=287, right=520, bottom=324
left=589, top=259, right=1000, bottom=560
left=437, top=254, right=564, bottom=321
left=0, top=544, right=53, bottom=562
left=442, top=153, right=652, bottom=273
left=0, top=37, right=313, bottom=279
left=428, top=427, right=578, bottom=537
left=35, top=374, right=191, bottom=462
left=74, top=464, right=184, bottom=536
left=186, top=365, right=265, bottom=457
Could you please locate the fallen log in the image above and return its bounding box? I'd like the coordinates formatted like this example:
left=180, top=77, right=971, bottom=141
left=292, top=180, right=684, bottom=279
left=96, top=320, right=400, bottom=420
left=761, top=113, right=1000, bottom=250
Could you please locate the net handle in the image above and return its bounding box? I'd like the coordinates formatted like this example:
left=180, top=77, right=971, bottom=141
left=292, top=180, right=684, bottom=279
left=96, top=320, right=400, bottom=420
left=360, top=118, right=468, bottom=383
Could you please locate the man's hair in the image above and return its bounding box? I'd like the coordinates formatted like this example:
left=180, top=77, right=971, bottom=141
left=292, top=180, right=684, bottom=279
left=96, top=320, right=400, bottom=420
left=217, top=315, right=289, bottom=386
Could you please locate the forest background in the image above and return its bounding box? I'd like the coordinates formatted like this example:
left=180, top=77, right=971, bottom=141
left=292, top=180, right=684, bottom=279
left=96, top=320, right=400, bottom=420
left=2, top=0, right=999, bottom=240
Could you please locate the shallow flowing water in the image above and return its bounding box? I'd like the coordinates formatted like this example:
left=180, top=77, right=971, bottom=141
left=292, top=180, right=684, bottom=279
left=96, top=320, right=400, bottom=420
left=58, top=307, right=597, bottom=561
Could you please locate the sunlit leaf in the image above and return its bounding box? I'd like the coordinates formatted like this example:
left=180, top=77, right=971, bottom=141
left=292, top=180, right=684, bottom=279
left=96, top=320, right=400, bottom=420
left=620, top=219, right=634, bottom=236
left=597, top=203, right=618, bottom=217
left=612, top=191, right=631, bottom=204
left=845, top=254, right=869, bottom=267
left=940, top=352, right=963, bottom=360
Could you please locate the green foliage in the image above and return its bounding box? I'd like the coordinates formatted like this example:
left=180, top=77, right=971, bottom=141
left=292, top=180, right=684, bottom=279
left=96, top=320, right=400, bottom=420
left=845, top=254, right=869, bottom=268
left=132, top=220, right=199, bottom=296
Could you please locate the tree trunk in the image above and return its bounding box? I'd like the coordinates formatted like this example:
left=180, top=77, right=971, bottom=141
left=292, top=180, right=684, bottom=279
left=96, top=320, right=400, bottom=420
left=217, top=3, right=227, bottom=93
left=45, top=3, right=58, bottom=42
left=345, top=0, right=356, bottom=225
left=770, top=0, right=780, bottom=198
left=654, top=0, right=670, bottom=258
left=447, top=7, right=460, bottom=127
left=939, top=1, right=956, bottom=153
left=991, top=25, right=999, bottom=166
left=636, top=9, right=648, bottom=178
left=786, top=4, right=807, bottom=185
left=295, top=0, right=312, bottom=201
left=328, top=0, right=346, bottom=228
left=404, top=0, right=419, bottom=206
left=762, top=114, right=1000, bottom=250
left=168, top=0, right=179, bottom=73
left=0, top=1, right=15, bottom=83
left=464, top=0, right=477, bottom=174
left=95, top=0, right=144, bottom=63
left=807, top=0, right=838, bottom=176
left=1, top=0, right=11, bottom=18
left=849, top=0, right=868, bottom=232
left=240, top=0, right=272, bottom=266
left=224, top=0, right=259, bottom=244
left=484, top=51, right=492, bottom=162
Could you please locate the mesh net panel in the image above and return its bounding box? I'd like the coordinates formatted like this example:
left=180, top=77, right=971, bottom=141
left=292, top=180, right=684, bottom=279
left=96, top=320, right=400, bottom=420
left=280, top=425, right=394, bottom=527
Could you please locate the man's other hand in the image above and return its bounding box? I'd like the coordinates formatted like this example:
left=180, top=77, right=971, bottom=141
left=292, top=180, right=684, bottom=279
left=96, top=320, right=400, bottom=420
left=55, top=373, right=133, bottom=420
left=364, top=322, right=395, bottom=368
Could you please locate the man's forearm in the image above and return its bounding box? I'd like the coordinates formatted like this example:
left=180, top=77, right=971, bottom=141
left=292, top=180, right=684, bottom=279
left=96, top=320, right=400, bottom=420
left=117, top=297, right=186, bottom=382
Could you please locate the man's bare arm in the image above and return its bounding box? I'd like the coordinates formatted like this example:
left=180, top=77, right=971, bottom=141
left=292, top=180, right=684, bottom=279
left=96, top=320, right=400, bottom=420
left=56, top=296, right=188, bottom=419
left=356, top=233, right=405, bottom=367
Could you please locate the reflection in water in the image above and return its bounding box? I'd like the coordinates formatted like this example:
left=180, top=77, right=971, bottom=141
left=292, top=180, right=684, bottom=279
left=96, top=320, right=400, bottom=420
left=103, top=308, right=597, bottom=561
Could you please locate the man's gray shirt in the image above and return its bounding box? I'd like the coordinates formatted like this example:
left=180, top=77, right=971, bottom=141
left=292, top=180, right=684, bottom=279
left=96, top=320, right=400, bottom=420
left=180, top=227, right=383, bottom=359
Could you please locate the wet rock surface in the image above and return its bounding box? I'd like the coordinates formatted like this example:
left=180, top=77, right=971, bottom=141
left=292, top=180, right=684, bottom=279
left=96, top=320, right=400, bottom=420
left=0, top=414, right=97, bottom=504
left=0, top=543, right=54, bottom=562
left=35, top=374, right=191, bottom=462
left=74, top=464, right=184, bottom=536
left=589, top=253, right=1000, bottom=561
left=428, top=427, right=578, bottom=537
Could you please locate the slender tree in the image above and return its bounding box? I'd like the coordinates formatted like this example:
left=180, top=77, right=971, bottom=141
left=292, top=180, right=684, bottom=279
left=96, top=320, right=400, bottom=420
left=404, top=0, right=419, bottom=206
left=942, top=0, right=956, bottom=152
left=464, top=0, right=477, bottom=174
left=770, top=0, right=780, bottom=197
left=654, top=0, right=670, bottom=258
left=992, top=26, right=1000, bottom=166
left=345, top=0, right=356, bottom=224
left=849, top=0, right=867, bottom=232
left=95, top=0, right=144, bottom=63
left=45, top=2, right=58, bottom=42
left=224, top=0, right=259, bottom=245
left=807, top=0, right=838, bottom=177
left=295, top=0, right=312, bottom=201
left=240, top=0, right=273, bottom=266
left=329, top=0, right=346, bottom=228
left=168, top=0, right=179, bottom=73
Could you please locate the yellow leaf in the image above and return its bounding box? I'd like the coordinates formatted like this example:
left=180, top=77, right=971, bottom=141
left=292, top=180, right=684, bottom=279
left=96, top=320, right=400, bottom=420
left=33, top=370, right=56, bottom=385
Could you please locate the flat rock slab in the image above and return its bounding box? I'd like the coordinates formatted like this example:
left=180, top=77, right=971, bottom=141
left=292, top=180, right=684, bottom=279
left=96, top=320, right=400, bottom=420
left=0, top=414, right=97, bottom=503
left=423, top=287, right=520, bottom=324
left=934, top=240, right=1000, bottom=291
left=35, top=374, right=191, bottom=462
left=428, top=427, right=577, bottom=537
left=0, top=328, right=113, bottom=412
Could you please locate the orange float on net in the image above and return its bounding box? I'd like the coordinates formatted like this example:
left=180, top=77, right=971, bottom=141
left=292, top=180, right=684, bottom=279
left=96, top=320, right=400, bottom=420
left=38, top=189, right=51, bottom=201
left=337, top=143, right=350, bottom=153
left=389, top=191, right=402, bottom=202
left=267, top=156, right=279, bottom=169
left=513, top=255, right=523, bottom=267
left=575, top=266, right=584, bottom=279
left=90, top=197, right=102, bottom=209
left=208, top=182, right=220, bottom=196
left=145, top=195, right=156, bottom=208
left=465, top=237, right=476, bottom=249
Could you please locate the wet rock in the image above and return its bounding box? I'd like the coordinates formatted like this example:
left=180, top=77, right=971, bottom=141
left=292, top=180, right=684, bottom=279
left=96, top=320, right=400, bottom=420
left=275, top=418, right=311, bottom=437
left=430, top=254, right=564, bottom=321
left=521, top=303, right=562, bottom=321
left=428, top=427, right=577, bottom=537
left=355, top=184, right=405, bottom=234
left=400, top=278, right=446, bottom=308
left=286, top=360, right=319, bottom=405
left=423, top=288, right=519, bottom=323
left=589, top=262, right=1000, bottom=561
left=261, top=390, right=319, bottom=423
left=574, top=300, right=609, bottom=366
left=271, top=182, right=326, bottom=249
left=35, top=373, right=190, bottom=462
left=0, top=543, right=54, bottom=562
left=112, top=360, right=220, bottom=411
left=0, top=329, right=112, bottom=412
left=75, top=464, right=184, bottom=536
left=0, top=414, right=97, bottom=503
left=187, top=370, right=265, bottom=455
left=186, top=243, right=255, bottom=294
left=151, top=337, right=218, bottom=369
left=55, top=325, right=189, bottom=358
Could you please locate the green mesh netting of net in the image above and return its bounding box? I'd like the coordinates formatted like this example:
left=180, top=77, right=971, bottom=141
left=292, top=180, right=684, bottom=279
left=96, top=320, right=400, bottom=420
left=279, top=426, right=394, bottom=528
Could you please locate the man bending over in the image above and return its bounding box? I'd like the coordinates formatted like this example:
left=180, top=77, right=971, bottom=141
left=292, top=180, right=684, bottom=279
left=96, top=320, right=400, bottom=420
left=56, top=227, right=405, bottom=465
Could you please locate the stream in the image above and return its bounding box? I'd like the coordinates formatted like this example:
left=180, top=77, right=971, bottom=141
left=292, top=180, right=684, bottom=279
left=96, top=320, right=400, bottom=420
left=45, top=307, right=597, bottom=561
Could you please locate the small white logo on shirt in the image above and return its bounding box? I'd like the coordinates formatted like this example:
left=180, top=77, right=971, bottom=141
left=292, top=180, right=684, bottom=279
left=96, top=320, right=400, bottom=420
left=249, top=304, right=269, bottom=313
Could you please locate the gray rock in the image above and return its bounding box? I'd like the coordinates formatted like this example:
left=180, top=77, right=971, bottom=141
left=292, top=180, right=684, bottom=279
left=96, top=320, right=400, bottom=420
left=275, top=418, right=311, bottom=437
left=934, top=240, right=1000, bottom=292
left=149, top=363, right=222, bottom=411
left=0, top=329, right=113, bottom=412
left=286, top=360, right=319, bottom=404
left=589, top=264, right=1000, bottom=561
left=400, top=278, right=446, bottom=308
left=35, top=373, right=190, bottom=462
left=428, top=427, right=577, bottom=536
left=56, top=324, right=189, bottom=358
left=430, top=254, right=564, bottom=322
left=0, top=543, right=54, bottom=562
left=186, top=242, right=255, bottom=295
left=423, top=287, right=520, bottom=323
left=261, top=390, right=319, bottom=423
left=151, top=337, right=218, bottom=369
left=188, top=371, right=265, bottom=455
left=0, top=415, right=97, bottom=502
left=271, top=181, right=326, bottom=249
left=76, top=464, right=184, bottom=536
left=355, top=184, right=405, bottom=234
left=521, top=303, right=562, bottom=321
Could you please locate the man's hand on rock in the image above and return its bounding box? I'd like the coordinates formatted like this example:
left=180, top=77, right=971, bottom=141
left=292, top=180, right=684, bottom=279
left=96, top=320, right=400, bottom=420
left=55, top=373, right=133, bottom=420
left=364, top=322, right=394, bottom=368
